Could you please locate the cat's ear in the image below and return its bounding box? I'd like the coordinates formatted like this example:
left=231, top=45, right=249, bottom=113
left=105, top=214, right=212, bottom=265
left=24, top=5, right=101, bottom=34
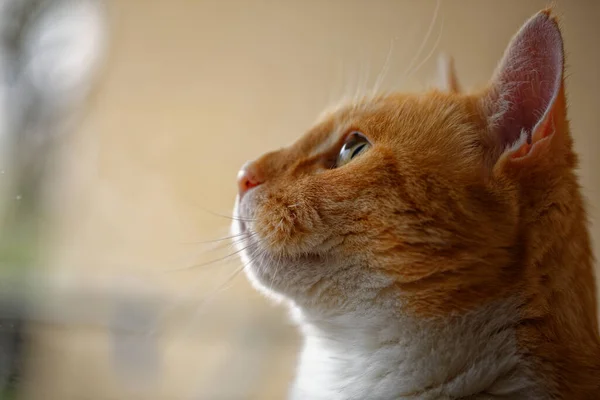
left=437, top=53, right=460, bottom=93
left=480, top=10, right=568, bottom=170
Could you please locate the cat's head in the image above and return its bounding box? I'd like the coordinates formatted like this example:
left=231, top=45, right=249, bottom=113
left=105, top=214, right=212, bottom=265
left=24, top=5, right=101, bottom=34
left=233, top=10, right=573, bottom=317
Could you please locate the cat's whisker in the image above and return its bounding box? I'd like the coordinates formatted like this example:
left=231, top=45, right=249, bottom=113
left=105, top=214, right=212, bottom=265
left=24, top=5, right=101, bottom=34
left=196, top=205, right=256, bottom=222
left=267, top=220, right=286, bottom=290
left=408, top=12, right=445, bottom=78
left=180, top=231, right=249, bottom=245
left=193, top=262, right=248, bottom=306
left=371, top=37, right=396, bottom=97
left=181, top=244, right=278, bottom=328
left=342, top=61, right=358, bottom=109
left=162, top=242, right=256, bottom=273
left=352, top=58, right=364, bottom=107
left=352, top=52, right=373, bottom=108
left=144, top=258, right=254, bottom=339
left=191, top=231, right=257, bottom=254
left=402, top=0, right=441, bottom=79
left=269, top=248, right=283, bottom=293
left=171, top=232, right=256, bottom=267
left=324, top=58, right=347, bottom=117
left=362, top=60, right=371, bottom=103
left=144, top=235, right=268, bottom=338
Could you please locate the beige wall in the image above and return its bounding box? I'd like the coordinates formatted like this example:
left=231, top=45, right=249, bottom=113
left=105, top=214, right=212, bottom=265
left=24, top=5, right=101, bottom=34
left=23, top=1, right=600, bottom=399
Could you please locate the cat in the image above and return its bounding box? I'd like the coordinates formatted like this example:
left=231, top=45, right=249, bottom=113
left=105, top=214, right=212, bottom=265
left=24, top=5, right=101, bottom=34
left=232, top=9, right=600, bottom=400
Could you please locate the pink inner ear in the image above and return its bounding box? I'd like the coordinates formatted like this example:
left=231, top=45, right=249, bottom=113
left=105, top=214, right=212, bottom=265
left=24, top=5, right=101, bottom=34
left=486, top=12, right=564, bottom=149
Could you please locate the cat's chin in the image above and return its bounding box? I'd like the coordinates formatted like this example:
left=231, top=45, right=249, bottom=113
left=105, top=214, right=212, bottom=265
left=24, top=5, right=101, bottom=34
left=231, top=197, right=288, bottom=302
left=231, top=200, right=323, bottom=305
left=232, top=196, right=394, bottom=312
left=233, top=223, right=313, bottom=302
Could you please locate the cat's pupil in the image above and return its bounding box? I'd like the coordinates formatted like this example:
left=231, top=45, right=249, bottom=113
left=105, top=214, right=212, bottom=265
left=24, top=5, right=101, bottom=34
left=351, top=143, right=366, bottom=158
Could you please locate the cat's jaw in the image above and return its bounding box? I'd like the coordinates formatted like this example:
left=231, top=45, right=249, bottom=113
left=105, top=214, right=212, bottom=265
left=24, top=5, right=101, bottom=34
left=232, top=194, right=394, bottom=310
left=233, top=197, right=544, bottom=399
left=289, top=300, right=544, bottom=400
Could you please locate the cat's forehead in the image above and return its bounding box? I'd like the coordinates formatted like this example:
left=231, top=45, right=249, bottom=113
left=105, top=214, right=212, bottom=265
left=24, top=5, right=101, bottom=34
left=298, top=92, right=475, bottom=157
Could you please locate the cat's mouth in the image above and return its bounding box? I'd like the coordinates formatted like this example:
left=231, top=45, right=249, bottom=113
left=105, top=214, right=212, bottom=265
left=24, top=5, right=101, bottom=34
left=232, top=194, right=321, bottom=296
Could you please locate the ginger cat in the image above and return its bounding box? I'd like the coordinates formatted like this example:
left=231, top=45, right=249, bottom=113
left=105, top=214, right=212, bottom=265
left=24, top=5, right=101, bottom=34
left=232, top=10, right=600, bottom=399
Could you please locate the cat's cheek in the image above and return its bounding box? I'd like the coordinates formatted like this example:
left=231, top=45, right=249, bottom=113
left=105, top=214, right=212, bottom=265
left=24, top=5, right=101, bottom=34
left=253, top=201, right=329, bottom=256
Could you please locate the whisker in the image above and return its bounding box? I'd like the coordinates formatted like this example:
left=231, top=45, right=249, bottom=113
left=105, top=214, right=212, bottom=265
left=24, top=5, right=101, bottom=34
left=180, top=231, right=250, bottom=245
left=173, top=258, right=257, bottom=338
left=144, top=237, right=274, bottom=339
left=186, top=245, right=270, bottom=315
left=324, top=58, right=347, bottom=117
left=196, top=205, right=256, bottom=222
left=353, top=53, right=370, bottom=106
left=361, top=58, right=371, bottom=103
left=408, top=12, right=445, bottom=77
left=402, top=0, right=441, bottom=78
left=163, top=242, right=254, bottom=273
left=371, top=37, right=396, bottom=96
left=215, top=231, right=257, bottom=251
left=186, top=231, right=257, bottom=256
left=145, top=261, right=250, bottom=339
left=209, top=263, right=247, bottom=295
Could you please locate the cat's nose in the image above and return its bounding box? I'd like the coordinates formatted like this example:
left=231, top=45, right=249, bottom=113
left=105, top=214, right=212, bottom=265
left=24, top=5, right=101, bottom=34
left=237, top=161, right=263, bottom=197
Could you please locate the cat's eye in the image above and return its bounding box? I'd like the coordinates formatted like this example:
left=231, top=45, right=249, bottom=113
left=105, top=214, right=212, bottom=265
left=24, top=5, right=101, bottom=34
left=337, top=131, right=371, bottom=167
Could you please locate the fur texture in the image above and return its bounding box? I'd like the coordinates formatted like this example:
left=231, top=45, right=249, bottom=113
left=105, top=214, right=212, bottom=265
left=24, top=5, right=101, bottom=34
left=233, top=10, right=600, bottom=399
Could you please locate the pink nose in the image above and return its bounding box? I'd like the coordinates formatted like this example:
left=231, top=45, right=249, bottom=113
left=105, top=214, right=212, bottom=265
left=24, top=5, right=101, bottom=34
left=237, top=161, right=263, bottom=197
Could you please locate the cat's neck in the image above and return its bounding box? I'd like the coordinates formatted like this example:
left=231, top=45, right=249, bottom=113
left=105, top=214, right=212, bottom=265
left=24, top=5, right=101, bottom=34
left=287, top=170, right=599, bottom=399
left=517, top=174, right=600, bottom=396
left=290, top=302, right=542, bottom=400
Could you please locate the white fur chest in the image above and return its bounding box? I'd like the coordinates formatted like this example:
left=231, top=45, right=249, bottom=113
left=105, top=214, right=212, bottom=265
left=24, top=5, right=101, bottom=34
left=289, top=304, right=543, bottom=400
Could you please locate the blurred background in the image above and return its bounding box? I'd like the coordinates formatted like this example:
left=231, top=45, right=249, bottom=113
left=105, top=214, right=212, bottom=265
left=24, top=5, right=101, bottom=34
left=0, top=1, right=598, bottom=399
